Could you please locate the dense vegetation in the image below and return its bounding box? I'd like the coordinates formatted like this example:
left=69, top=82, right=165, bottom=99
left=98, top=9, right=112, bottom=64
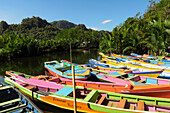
left=99, top=0, right=170, bottom=55
left=0, top=17, right=104, bottom=61
left=0, top=0, right=169, bottom=61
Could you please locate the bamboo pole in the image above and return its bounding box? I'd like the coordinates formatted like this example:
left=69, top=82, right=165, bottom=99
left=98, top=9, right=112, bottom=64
left=70, top=41, right=76, bottom=113
left=72, top=65, right=77, bottom=113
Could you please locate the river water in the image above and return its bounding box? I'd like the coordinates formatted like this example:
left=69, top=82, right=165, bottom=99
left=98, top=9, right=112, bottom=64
left=0, top=49, right=98, bottom=113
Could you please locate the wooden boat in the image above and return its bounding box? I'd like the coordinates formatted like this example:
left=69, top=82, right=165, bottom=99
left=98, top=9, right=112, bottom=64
left=125, top=70, right=163, bottom=78
left=165, top=57, right=170, bottom=60
left=89, top=59, right=127, bottom=69
left=101, top=57, right=170, bottom=78
left=121, top=53, right=170, bottom=67
left=111, top=53, right=170, bottom=70
left=123, top=55, right=170, bottom=67
left=94, top=71, right=169, bottom=85
left=56, top=61, right=166, bottom=84
left=6, top=70, right=133, bottom=93
left=87, top=58, right=163, bottom=78
left=44, top=61, right=91, bottom=80
left=6, top=70, right=170, bottom=100
left=5, top=76, right=170, bottom=113
left=149, top=60, right=170, bottom=67
left=131, top=53, right=168, bottom=60
left=61, top=60, right=132, bottom=74
left=0, top=82, right=42, bottom=113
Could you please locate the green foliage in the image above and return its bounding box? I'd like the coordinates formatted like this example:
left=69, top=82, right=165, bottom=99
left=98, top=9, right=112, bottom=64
left=51, top=20, right=77, bottom=29
left=99, top=0, right=170, bottom=55
left=0, top=16, right=104, bottom=61
left=0, top=21, right=9, bottom=34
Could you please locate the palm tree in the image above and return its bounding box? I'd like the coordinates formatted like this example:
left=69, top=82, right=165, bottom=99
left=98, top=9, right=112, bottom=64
left=99, top=32, right=113, bottom=54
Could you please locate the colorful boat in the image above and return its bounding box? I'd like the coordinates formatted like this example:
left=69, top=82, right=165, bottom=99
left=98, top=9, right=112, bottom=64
left=131, top=53, right=169, bottom=60
left=0, top=82, right=42, bottom=113
left=6, top=70, right=170, bottom=100
left=44, top=61, right=91, bottom=80
left=149, top=60, right=170, bottom=67
left=101, top=57, right=170, bottom=78
left=111, top=53, right=170, bottom=70
left=61, top=59, right=132, bottom=73
left=5, top=76, right=170, bottom=113
left=94, top=71, right=169, bottom=85
left=126, top=71, right=163, bottom=78
left=165, top=57, right=170, bottom=60
left=121, top=53, right=170, bottom=66
left=56, top=60, right=166, bottom=84
left=89, top=59, right=127, bottom=69
left=6, top=70, right=133, bottom=93
left=88, top=58, right=163, bottom=78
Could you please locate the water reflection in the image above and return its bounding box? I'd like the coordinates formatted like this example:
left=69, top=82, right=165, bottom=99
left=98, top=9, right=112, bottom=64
left=0, top=49, right=98, bottom=76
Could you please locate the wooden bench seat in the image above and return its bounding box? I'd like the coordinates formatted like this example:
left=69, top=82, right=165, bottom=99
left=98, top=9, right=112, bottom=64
left=54, top=87, right=73, bottom=96
left=97, top=96, right=106, bottom=105
left=84, top=90, right=100, bottom=102
left=107, top=102, right=118, bottom=107
left=112, top=102, right=119, bottom=107
left=136, top=101, right=145, bottom=111
left=0, top=98, right=21, bottom=107
left=107, top=102, right=113, bottom=107
left=117, top=99, right=127, bottom=109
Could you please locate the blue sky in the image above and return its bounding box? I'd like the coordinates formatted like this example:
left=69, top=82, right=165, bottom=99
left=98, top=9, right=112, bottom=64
left=0, top=0, right=150, bottom=31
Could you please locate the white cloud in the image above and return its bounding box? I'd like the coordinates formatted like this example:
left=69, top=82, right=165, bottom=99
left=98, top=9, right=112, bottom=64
left=101, top=19, right=112, bottom=24
left=90, top=27, right=98, bottom=31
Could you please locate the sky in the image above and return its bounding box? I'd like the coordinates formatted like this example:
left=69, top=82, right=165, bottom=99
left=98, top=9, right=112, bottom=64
left=0, top=0, right=150, bottom=31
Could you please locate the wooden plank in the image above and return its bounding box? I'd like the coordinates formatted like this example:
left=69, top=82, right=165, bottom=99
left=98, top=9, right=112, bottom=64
left=129, top=105, right=135, bottom=110
left=54, top=87, right=73, bottom=96
left=107, top=102, right=113, bottom=107
left=136, top=101, right=145, bottom=111
left=117, top=99, right=127, bottom=109
left=0, top=98, right=21, bottom=106
left=112, top=102, right=118, bottom=107
left=97, top=96, right=106, bottom=105
left=0, top=103, right=27, bottom=112
left=84, top=90, right=100, bottom=102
